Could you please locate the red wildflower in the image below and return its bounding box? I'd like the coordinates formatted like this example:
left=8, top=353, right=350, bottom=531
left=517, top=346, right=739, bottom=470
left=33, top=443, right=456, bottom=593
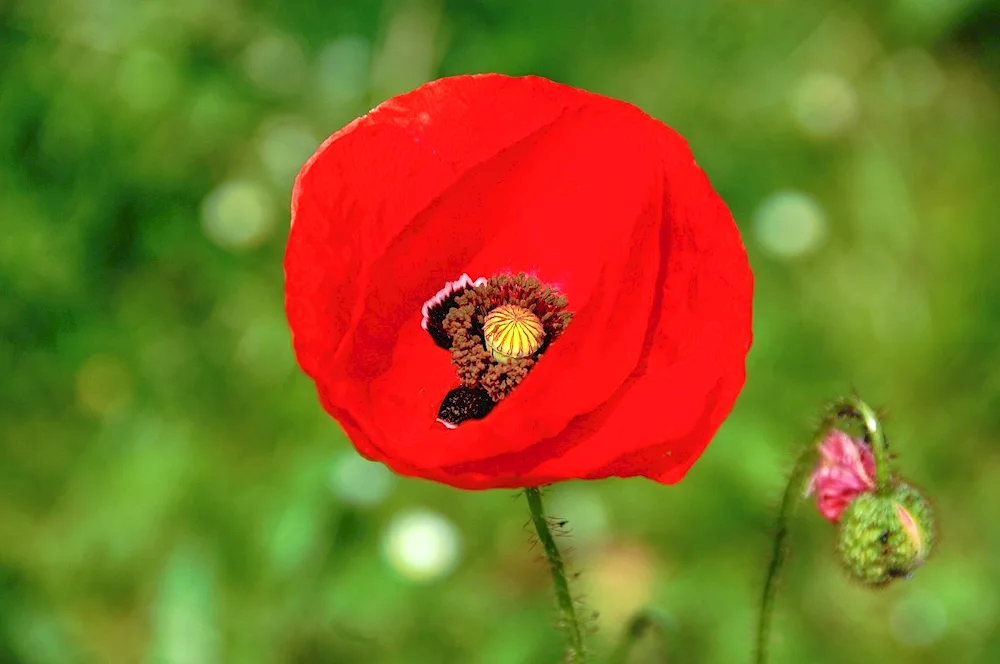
left=805, top=429, right=877, bottom=522
left=284, top=74, right=753, bottom=489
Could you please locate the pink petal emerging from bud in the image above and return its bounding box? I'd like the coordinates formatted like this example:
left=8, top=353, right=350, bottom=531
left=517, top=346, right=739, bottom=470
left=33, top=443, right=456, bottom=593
left=805, top=429, right=877, bottom=522
left=895, top=503, right=927, bottom=558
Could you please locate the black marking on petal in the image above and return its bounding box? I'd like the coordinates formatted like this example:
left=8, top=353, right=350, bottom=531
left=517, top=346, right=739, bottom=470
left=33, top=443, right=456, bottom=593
left=421, top=274, right=486, bottom=350
left=436, top=386, right=495, bottom=428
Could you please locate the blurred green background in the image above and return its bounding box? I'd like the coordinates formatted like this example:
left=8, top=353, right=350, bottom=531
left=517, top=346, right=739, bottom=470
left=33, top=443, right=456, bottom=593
left=3, top=0, right=999, bottom=662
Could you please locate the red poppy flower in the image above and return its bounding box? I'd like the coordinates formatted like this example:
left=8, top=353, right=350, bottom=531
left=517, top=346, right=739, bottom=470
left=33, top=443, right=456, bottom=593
left=285, top=74, right=753, bottom=490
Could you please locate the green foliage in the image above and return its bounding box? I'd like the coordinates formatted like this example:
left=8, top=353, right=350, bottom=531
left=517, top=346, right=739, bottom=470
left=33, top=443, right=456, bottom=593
left=2, top=0, right=999, bottom=662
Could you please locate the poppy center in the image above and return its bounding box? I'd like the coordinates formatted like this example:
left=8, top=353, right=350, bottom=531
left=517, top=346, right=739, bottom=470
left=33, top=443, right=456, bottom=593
left=483, top=304, right=545, bottom=363
left=420, top=272, right=573, bottom=428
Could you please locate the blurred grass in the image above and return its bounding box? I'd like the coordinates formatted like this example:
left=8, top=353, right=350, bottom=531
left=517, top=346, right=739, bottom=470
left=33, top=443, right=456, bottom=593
left=2, top=0, right=999, bottom=663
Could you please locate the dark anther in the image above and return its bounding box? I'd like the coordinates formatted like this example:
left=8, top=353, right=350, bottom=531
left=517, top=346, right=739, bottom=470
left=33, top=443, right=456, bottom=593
left=437, top=386, right=496, bottom=427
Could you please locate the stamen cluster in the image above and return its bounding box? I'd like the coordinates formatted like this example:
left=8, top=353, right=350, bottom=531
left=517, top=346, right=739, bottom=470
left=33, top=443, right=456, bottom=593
left=443, top=273, right=572, bottom=401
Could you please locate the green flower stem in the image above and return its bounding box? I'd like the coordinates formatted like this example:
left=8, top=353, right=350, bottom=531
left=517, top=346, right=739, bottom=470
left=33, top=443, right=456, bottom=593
left=755, top=396, right=890, bottom=664
left=753, top=433, right=822, bottom=664
left=608, top=607, right=676, bottom=664
left=525, top=487, right=586, bottom=663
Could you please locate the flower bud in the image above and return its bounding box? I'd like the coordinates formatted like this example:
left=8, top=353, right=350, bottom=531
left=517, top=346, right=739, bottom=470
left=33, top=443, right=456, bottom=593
left=805, top=429, right=876, bottom=522
left=836, top=483, right=934, bottom=588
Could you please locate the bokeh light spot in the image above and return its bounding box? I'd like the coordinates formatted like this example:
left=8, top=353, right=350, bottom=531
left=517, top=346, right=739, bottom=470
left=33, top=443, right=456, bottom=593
left=116, top=50, right=179, bottom=112
left=881, top=49, right=944, bottom=109
left=200, top=179, right=275, bottom=251
left=316, top=35, right=372, bottom=101
left=370, top=6, right=441, bottom=96
left=382, top=509, right=461, bottom=582
left=586, top=541, right=658, bottom=631
left=791, top=72, right=859, bottom=138
left=329, top=453, right=396, bottom=507
left=234, top=316, right=294, bottom=382
left=753, top=190, right=828, bottom=259
left=255, top=116, right=320, bottom=188
left=151, top=545, right=220, bottom=664
left=547, top=485, right=609, bottom=544
left=243, top=33, right=307, bottom=96
left=188, top=84, right=243, bottom=140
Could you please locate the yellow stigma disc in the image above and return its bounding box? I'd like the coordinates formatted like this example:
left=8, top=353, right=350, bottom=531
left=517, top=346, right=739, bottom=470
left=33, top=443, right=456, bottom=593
left=483, top=304, right=545, bottom=363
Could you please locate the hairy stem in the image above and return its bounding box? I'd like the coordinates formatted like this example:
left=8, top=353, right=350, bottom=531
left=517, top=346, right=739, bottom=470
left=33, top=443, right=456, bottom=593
left=754, top=438, right=820, bottom=664
left=525, top=487, right=586, bottom=663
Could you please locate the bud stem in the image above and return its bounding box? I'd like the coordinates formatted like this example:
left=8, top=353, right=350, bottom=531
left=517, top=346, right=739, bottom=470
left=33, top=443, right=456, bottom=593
left=754, top=395, right=889, bottom=663
left=524, top=487, right=587, bottom=662
left=829, top=396, right=891, bottom=494
left=753, top=432, right=822, bottom=664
